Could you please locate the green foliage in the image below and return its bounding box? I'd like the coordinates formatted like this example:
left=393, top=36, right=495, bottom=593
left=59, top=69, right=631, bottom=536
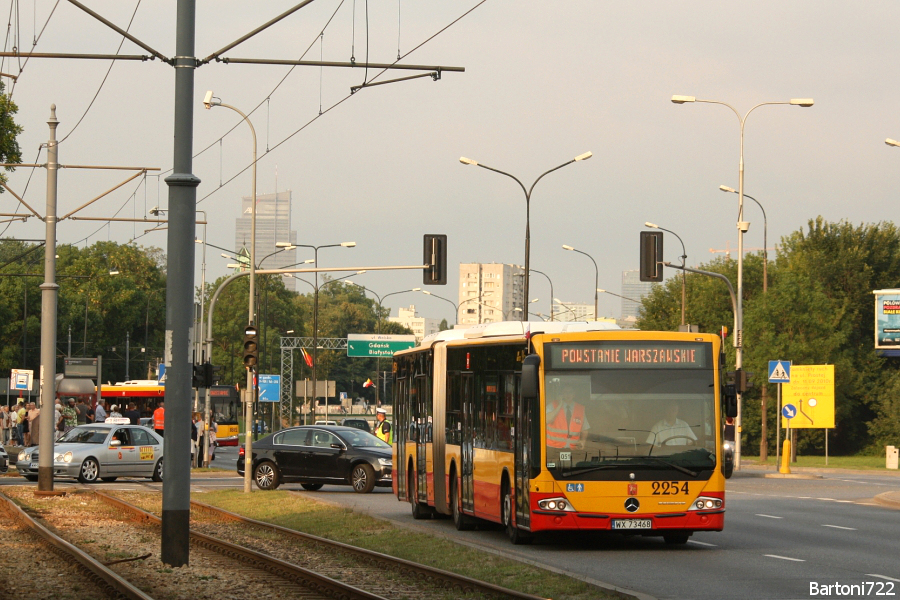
left=637, top=217, right=900, bottom=456
left=0, top=81, right=23, bottom=189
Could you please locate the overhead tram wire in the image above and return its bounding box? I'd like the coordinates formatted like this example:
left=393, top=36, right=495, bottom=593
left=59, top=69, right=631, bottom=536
left=197, top=0, right=486, bottom=206
left=4, top=0, right=60, bottom=98
left=0, top=145, right=43, bottom=238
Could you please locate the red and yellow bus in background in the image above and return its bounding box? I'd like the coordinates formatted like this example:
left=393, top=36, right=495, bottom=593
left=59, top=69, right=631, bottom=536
left=392, top=321, right=735, bottom=545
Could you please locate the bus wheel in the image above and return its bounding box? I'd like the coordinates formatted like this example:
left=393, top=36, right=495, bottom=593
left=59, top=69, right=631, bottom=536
left=409, top=472, right=432, bottom=520
left=503, top=483, right=533, bottom=545
left=451, top=478, right=474, bottom=531
left=663, top=532, right=690, bottom=545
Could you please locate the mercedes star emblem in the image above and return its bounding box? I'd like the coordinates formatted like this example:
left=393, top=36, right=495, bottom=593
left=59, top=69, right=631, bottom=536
left=625, top=497, right=640, bottom=513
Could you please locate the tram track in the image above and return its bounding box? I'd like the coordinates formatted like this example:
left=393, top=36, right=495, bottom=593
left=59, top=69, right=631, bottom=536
left=98, top=491, right=548, bottom=600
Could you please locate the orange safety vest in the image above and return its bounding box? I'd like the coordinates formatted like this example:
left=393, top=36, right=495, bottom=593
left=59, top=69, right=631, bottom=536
left=546, top=401, right=585, bottom=448
left=153, top=407, right=165, bottom=431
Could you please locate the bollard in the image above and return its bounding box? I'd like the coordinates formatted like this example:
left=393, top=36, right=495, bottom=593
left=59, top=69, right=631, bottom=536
left=779, top=439, right=792, bottom=474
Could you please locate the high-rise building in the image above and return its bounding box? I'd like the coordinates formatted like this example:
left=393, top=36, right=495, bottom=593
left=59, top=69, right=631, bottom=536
left=457, top=263, right=524, bottom=325
left=621, top=269, right=654, bottom=319
left=235, top=191, right=298, bottom=290
left=388, top=305, right=440, bottom=342
left=552, top=301, right=595, bottom=322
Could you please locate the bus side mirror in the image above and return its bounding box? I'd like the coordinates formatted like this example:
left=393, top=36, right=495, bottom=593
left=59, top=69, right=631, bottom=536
left=723, top=384, right=738, bottom=418
left=521, top=354, right=541, bottom=398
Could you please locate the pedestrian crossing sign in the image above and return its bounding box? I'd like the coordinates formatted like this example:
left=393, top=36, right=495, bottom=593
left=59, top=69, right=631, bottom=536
left=768, top=360, right=791, bottom=383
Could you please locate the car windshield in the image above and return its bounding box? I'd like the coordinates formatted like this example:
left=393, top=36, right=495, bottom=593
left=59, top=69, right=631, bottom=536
left=58, top=426, right=109, bottom=444
left=340, top=429, right=390, bottom=449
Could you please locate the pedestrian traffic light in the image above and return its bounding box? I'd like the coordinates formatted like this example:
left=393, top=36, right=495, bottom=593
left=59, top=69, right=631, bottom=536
left=423, top=234, right=447, bottom=285
left=192, top=364, right=204, bottom=389
left=243, top=325, right=259, bottom=370
left=640, top=231, right=663, bottom=282
left=202, top=362, right=218, bottom=388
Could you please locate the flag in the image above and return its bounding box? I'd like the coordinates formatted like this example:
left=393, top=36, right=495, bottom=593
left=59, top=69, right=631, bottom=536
left=363, top=378, right=374, bottom=388
left=300, top=347, right=313, bottom=367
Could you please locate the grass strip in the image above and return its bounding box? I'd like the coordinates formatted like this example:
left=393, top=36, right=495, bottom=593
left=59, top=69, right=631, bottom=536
left=196, top=489, right=617, bottom=600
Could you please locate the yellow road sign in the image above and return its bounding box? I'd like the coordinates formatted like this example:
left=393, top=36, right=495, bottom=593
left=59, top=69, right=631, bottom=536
left=781, top=365, right=835, bottom=429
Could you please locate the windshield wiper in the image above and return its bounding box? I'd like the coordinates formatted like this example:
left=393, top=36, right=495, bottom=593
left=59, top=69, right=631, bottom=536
left=644, top=457, right=698, bottom=477
left=558, top=464, right=620, bottom=477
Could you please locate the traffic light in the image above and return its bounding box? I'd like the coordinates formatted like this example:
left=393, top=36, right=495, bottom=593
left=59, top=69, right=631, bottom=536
left=243, top=325, right=259, bottom=370
left=192, top=364, right=204, bottom=389
left=640, top=231, right=663, bottom=282
left=203, top=362, right=217, bottom=388
left=423, top=234, right=447, bottom=285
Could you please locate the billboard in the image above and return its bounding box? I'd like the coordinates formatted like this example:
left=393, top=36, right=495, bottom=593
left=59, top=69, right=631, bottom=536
left=874, top=289, right=900, bottom=353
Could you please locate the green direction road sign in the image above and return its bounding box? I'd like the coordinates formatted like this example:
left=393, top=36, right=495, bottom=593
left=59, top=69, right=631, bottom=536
left=347, top=334, right=416, bottom=357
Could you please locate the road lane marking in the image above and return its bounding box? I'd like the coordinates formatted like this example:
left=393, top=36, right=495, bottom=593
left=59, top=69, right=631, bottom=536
left=688, top=540, right=717, bottom=547
left=867, top=574, right=900, bottom=582
left=835, top=500, right=854, bottom=503
left=821, top=524, right=857, bottom=530
left=798, top=496, right=812, bottom=499
left=817, top=498, right=836, bottom=501
left=756, top=514, right=783, bottom=519
left=765, top=555, right=805, bottom=562
left=856, top=502, right=878, bottom=506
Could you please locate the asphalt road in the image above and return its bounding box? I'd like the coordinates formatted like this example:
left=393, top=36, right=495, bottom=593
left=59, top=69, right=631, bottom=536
left=4, top=453, right=898, bottom=600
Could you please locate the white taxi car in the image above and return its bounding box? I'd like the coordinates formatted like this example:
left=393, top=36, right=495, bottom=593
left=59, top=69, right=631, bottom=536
left=16, top=422, right=163, bottom=483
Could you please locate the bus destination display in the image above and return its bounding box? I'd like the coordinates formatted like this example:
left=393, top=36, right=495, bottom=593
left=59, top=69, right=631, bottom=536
left=547, top=341, right=710, bottom=369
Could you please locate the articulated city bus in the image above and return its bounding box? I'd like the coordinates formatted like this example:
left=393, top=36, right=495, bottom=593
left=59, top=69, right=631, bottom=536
left=392, top=321, right=735, bottom=545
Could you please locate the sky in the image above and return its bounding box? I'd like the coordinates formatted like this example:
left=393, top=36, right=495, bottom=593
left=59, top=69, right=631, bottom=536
left=2, top=1, right=899, bottom=326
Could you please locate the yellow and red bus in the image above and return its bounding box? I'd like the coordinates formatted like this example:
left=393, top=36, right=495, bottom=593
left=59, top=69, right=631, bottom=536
left=392, top=321, right=736, bottom=545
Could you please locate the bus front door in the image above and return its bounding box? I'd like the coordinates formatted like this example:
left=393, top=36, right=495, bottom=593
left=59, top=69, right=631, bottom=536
left=461, top=373, right=475, bottom=513
left=514, top=375, right=531, bottom=530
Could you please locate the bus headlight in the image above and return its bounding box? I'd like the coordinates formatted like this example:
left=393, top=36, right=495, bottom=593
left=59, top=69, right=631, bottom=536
left=538, top=497, right=576, bottom=512
left=688, top=496, right=723, bottom=510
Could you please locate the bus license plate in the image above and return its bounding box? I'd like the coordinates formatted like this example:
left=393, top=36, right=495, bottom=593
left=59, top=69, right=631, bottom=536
left=612, top=519, right=651, bottom=530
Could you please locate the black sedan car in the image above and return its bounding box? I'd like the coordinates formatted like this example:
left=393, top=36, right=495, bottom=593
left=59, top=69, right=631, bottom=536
left=237, top=425, right=392, bottom=493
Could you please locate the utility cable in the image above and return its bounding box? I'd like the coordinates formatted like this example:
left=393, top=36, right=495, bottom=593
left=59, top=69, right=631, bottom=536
left=5, top=0, right=59, bottom=99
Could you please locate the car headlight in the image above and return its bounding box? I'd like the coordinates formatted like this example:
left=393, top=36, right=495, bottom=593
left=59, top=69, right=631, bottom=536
left=378, top=458, right=392, bottom=467
left=17, top=451, right=27, bottom=462
left=54, top=452, right=73, bottom=463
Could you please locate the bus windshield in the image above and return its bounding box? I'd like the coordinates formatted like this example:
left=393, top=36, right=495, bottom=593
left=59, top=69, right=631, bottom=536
left=543, top=341, right=717, bottom=478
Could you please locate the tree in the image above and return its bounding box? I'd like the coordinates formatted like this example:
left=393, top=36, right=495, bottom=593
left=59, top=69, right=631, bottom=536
left=0, top=81, right=23, bottom=189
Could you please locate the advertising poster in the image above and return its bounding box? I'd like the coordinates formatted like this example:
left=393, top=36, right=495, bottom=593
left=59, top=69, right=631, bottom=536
left=875, top=289, right=900, bottom=351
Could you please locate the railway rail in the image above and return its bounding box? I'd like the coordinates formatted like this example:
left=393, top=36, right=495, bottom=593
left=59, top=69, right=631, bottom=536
left=98, top=491, right=548, bottom=600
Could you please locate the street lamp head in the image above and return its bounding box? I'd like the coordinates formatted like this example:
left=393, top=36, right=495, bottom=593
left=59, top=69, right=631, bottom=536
left=644, top=222, right=659, bottom=229
left=109, top=269, right=119, bottom=276
left=341, top=241, right=356, bottom=248
left=355, top=270, right=366, bottom=275
left=149, top=206, right=163, bottom=216
left=671, top=95, right=696, bottom=104
left=412, top=287, right=421, bottom=291
left=574, top=151, right=592, bottom=161
left=886, top=138, right=900, bottom=148
left=220, top=253, right=232, bottom=259
left=202, top=90, right=220, bottom=109
left=719, top=185, right=737, bottom=194
left=286, top=330, right=294, bottom=334
left=459, top=156, right=477, bottom=166
left=275, top=242, right=295, bottom=248
left=562, top=244, right=574, bottom=251
left=422, top=290, right=432, bottom=296
left=597, top=288, right=606, bottom=293
left=789, top=98, right=814, bottom=107
left=553, top=297, right=563, bottom=303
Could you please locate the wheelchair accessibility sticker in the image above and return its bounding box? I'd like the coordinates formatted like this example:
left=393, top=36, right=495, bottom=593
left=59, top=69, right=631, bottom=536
left=566, top=483, right=585, bottom=492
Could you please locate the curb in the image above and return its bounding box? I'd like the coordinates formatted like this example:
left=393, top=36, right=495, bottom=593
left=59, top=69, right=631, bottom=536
left=874, top=491, right=900, bottom=509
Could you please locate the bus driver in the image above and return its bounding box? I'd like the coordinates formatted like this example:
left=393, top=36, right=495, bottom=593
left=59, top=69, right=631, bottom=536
left=647, top=402, right=697, bottom=447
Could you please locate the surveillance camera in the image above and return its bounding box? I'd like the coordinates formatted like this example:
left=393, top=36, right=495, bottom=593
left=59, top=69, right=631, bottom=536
left=203, top=90, right=214, bottom=109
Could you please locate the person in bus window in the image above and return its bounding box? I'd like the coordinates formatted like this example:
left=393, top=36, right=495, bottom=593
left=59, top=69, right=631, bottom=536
left=546, top=383, right=590, bottom=450
left=647, top=402, right=697, bottom=447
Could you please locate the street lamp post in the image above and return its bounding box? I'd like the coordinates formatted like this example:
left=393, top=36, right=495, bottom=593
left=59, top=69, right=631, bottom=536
left=720, top=184, right=770, bottom=461
left=420, top=290, right=459, bottom=323
left=562, top=245, right=598, bottom=321
left=460, top=152, right=592, bottom=321
left=204, top=91, right=257, bottom=494
left=672, top=94, right=813, bottom=470
left=597, top=288, right=641, bottom=303
left=644, top=222, right=687, bottom=327
left=552, top=298, right=580, bottom=321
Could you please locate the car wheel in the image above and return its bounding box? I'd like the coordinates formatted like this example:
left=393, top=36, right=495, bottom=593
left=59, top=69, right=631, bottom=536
left=503, top=482, right=533, bottom=545
left=100, top=477, right=118, bottom=482
left=78, top=458, right=100, bottom=483
left=451, top=477, right=474, bottom=531
left=254, top=461, right=280, bottom=490
left=152, top=458, right=163, bottom=482
left=300, top=483, right=323, bottom=491
left=351, top=463, right=376, bottom=493
left=23, top=475, right=38, bottom=482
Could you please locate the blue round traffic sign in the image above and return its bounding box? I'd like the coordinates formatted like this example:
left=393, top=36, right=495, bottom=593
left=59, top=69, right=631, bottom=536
left=782, top=404, right=797, bottom=419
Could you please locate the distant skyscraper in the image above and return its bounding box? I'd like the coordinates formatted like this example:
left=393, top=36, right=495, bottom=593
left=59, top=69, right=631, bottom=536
left=458, top=263, right=524, bottom=324
left=235, top=191, right=298, bottom=290
left=621, top=270, right=654, bottom=319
